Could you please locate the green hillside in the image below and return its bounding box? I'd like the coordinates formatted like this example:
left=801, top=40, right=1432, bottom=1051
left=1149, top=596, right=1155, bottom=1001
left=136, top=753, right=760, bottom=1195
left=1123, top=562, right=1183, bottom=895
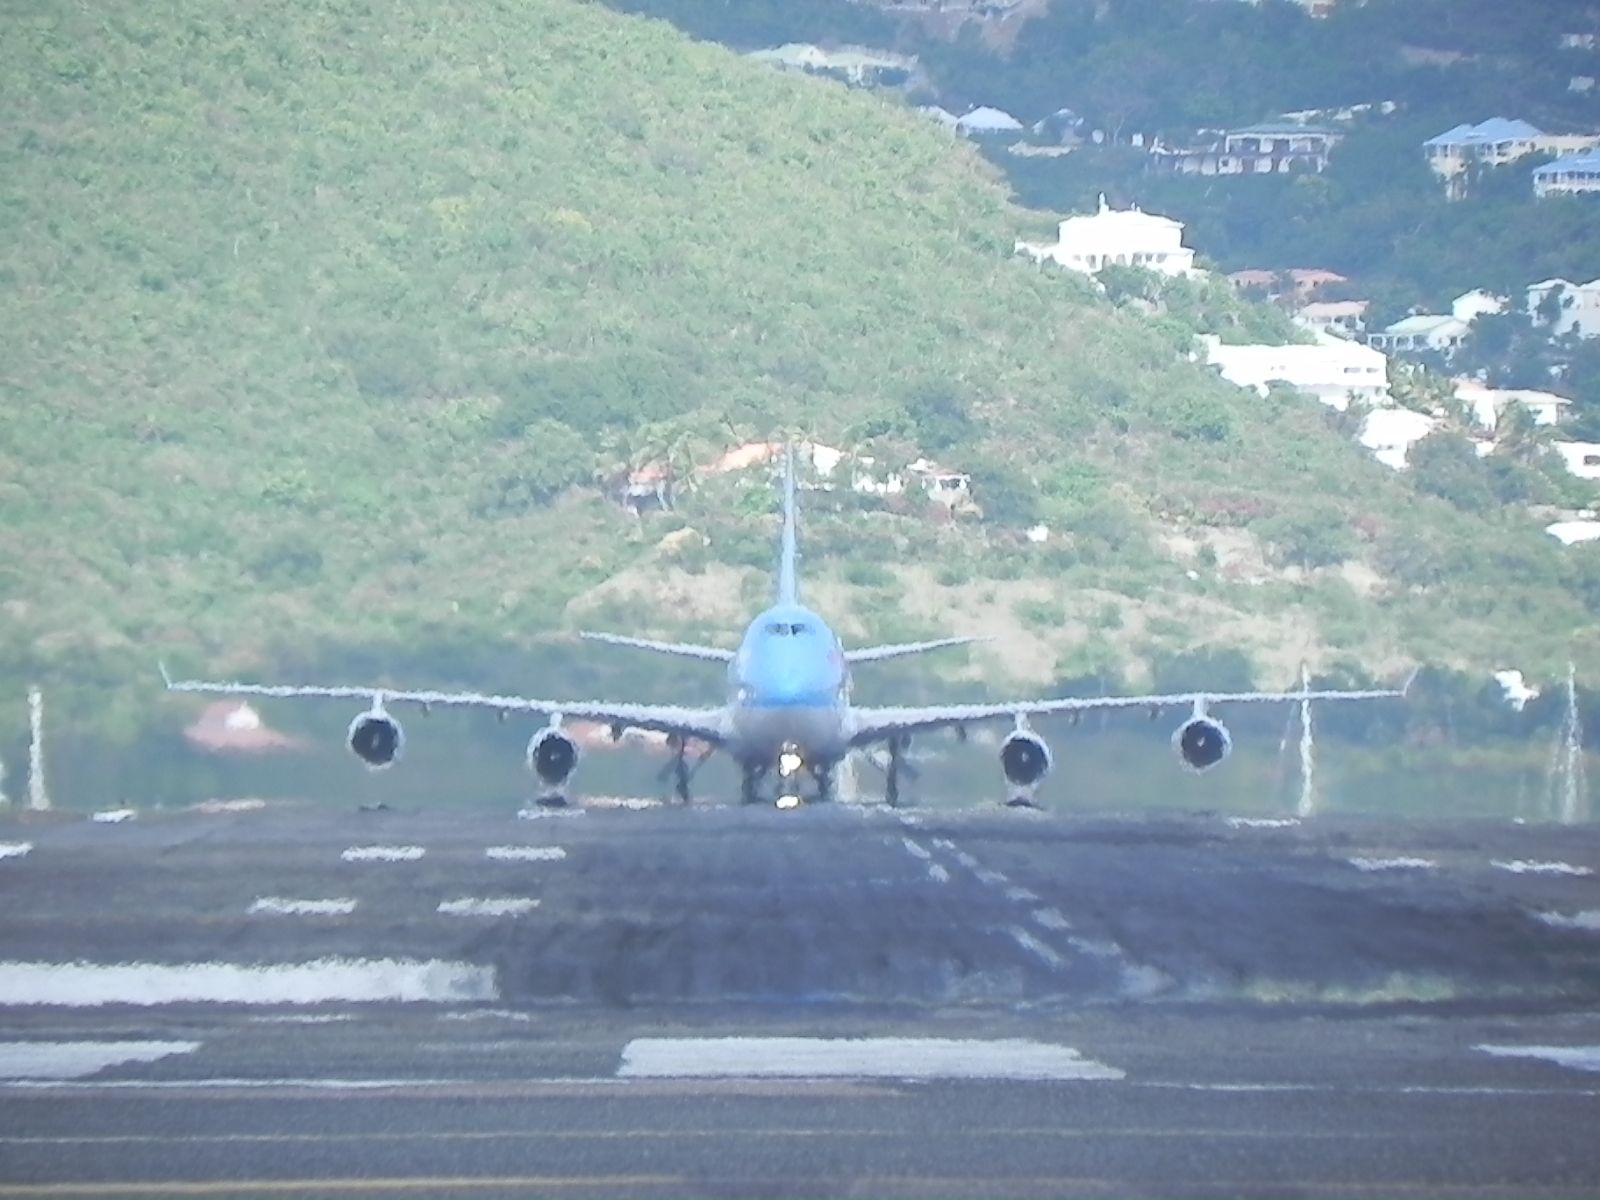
left=2, top=0, right=1596, bottom=739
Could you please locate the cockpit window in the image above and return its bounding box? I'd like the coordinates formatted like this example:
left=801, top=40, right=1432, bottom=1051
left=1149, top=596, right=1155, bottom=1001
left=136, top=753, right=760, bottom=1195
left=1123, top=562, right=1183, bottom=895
left=764, top=621, right=809, bottom=636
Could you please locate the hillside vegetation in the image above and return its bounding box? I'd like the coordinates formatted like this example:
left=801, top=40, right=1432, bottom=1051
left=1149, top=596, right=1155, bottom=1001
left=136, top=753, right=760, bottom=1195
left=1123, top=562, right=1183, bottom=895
left=2, top=0, right=1597, bottom=740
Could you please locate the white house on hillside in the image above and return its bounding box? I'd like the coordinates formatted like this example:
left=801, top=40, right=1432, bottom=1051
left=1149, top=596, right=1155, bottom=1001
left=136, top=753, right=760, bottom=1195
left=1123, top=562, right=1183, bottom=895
left=1534, top=150, right=1600, bottom=197
left=955, top=106, right=1023, bottom=136
left=1294, top=299, right=1369, bottom=338
left=1452, top=289, right=1507, bottom=323
left=1454, top=379, right=1570, bottom=429
left=1367, top=314, right=1472, bottom=355
left=1015, top=196, right=1197, bottom=277
left=1201, top=333, right=1390, bottom=410
left=1359, top=408, right=1437, bottom=470
left=1527, top=278, right=1600, bottom=338
left=1555, top=442, right=1600, bottom=480
left=1423, top=118, right=1600, bottom=197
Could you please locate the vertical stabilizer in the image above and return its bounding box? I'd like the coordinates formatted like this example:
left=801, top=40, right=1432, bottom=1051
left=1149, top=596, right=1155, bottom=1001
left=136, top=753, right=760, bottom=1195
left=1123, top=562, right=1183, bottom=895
left=777, top=444, right=800, bottom=606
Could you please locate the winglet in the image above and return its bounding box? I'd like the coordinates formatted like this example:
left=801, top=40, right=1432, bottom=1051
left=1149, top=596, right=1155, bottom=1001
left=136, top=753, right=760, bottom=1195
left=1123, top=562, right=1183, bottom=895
left=1401, top=666, right=1421, bottom=698
left=777, top=443, right=799, bottom=606
left=158, top=660, right=174, bottom=689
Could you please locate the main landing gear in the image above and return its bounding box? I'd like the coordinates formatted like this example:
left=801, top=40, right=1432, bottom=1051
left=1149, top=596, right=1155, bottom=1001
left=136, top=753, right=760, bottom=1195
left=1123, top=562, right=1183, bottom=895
left=659, top=735, right=716, bottom=805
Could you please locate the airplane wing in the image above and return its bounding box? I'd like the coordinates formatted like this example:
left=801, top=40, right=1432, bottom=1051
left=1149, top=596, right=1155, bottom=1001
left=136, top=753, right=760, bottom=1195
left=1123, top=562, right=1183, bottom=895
left=847, top=684, right=1406, bottom=746
left=845, top=636, right=986, bottom=664
left=160, top=666, right=732, bottom=745
left=577, top=632, right=735, bottom=663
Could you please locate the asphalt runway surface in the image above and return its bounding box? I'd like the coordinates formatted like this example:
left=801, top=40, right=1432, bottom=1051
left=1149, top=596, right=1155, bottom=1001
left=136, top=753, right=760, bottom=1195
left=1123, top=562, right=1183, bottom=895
left=3, top=798, right=1600, bottom=1197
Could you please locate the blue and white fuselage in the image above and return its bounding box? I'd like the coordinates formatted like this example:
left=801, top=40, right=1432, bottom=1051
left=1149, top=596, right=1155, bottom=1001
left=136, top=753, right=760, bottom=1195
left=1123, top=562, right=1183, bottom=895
left=727, top=602, right=851, bottom=770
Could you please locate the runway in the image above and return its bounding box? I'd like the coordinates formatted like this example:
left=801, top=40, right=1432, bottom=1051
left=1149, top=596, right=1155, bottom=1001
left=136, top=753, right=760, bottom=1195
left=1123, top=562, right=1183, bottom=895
left=3, top=799, right=1600, bottom=1196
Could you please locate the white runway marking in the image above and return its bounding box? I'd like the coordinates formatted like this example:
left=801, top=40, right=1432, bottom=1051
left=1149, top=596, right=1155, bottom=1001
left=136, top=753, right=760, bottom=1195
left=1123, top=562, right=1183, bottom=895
left=1005, top=885, right=1041, bottom=903
left=932, top=838, right=955, bottom=850
left=953, top=850, right=981, bottom=871
left=1225, top=817, right=1299, bottom=829
left=1492, top=859, right=1594, bottom=876
left=1348, top=856, right=1436, bottom=871
left=1008, top=926, right=1066, bottom=969
left=618, top=1037, right=1124, bottom=1081
left=0, top=959, right=496, bottom=1006
left=247, top=1014, right=356, bottom=1024
left=91, top=809, right=136, bottom=824
left=517, top=808, right=586, bottom=820
left=485, top=846, right=567, bottom=862
left=248, top=897, right=357, bottom=916
left=975, top=868, right=1010, bottom=886
left=927, top=862, right=950, bottom=884
left=0, top=1041, right=199, bottom=1081
left=899, top=837, right=931, bottom=860
left=0, top=843, right=32, bottom=860
left=436, top=898, right=540, bottom=917
left=1476, top=1044, right=1600, bottom=1072
left=1535, top=910, right=1600, bottom=930
left=341, top=845, right=425, bottom=862
left=1031, top=907, right=1072, bottom=931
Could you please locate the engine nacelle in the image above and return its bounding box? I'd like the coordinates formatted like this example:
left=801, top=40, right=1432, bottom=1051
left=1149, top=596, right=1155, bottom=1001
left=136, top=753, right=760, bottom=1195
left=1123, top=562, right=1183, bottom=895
left=1000, top=729, right=1053, bottom=788
left=1174, top=715, right=1232, bottom=773
left=526, top=725, right=580, bottom=788
left=347, top=708, right=404, bottom=769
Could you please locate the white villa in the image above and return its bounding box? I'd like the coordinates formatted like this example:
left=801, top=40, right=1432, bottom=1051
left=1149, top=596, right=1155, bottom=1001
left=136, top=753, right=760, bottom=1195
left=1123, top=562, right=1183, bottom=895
left=1534, top=150, right=1600, bottom=197
left=1453, top=379, right=1570, bottom=429
left=1527, top=278, right=1600, bottom=338
left=1423, top=118, right=1600, bottom=197
left=1367, top=314, right=1472, bottom=356
left=1294, top=299, right=1369, bottom=338
left=1452, top=289, right=1507, bottom=323
left=1200, top=333, right=1390, bottom=410
left=1015, top=197, right=1197, bottom=277
left=1554, top=442, right=1600, bottom=481
left=1359, top=408, right=1438, bottom=470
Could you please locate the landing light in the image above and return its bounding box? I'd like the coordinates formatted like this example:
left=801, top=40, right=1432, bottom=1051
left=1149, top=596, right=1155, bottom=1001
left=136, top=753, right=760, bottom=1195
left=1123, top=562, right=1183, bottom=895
left=778, top=750, right=803, bottom=777
left=775, top=793, right=802, bottom=810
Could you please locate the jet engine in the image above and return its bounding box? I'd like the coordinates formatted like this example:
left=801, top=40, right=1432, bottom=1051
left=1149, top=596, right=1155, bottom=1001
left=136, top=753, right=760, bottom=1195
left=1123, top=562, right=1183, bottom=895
left=526, top=725, right=580, bottom=789
left=1173, top=714, right=1232, bottom=773
left=1000, top=729, right=1053, bottom=789
left=347, top=706, right=404, bottom=769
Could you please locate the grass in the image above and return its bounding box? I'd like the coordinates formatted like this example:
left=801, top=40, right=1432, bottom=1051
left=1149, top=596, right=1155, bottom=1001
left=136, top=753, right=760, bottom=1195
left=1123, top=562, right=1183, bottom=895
left=2, top=0, right=1597, bottom=753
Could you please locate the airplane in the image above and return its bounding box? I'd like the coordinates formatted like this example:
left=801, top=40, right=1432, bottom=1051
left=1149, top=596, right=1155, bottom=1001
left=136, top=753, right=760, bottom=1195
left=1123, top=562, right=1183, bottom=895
left=162, top=447, right=1407, bottom=808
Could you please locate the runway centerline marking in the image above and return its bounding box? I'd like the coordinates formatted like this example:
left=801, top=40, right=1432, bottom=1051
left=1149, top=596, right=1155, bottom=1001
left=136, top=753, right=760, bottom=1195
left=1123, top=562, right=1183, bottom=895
left=1492, top=859, right=1594, bottom=876
left=926, top=862, right=950, bottom=884
left=0, top=842, right=32, bottom=860
left=249, top=898, right=357, bottom=916
left=1031, top=907, right=1072, bottom=931
left=341, top=846, right=425, bottom=863
left=899, top=837, right=931, bottom=860
left=617, top=1037, right=1124, bottom=1081
left=436, top=898, right=540, bottom=917
left=485, top=846, right=566, bottom=862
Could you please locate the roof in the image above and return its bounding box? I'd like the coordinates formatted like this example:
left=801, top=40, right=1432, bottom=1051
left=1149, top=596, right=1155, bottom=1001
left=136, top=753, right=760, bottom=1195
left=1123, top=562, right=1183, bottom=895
left=956, top=106, right=1023, bottom=132
left=1297, top=300, right=1368, bottom=317
left=1382, top=314, right=1470, bottom=335
left=1424, top=118, right=1544, bottom=147
left=1228, top=269, right=1279, bottom=286
left=1230, top=122, right=1338, bottom=136
left=1534, top=150, right=1600, bottom=175
left=1286, top=268, right=1348, bottom=285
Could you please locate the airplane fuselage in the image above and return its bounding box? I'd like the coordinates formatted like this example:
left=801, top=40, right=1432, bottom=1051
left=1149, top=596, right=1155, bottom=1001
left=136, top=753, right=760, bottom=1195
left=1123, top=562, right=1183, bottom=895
left=726, top=602, right=851, bottom=771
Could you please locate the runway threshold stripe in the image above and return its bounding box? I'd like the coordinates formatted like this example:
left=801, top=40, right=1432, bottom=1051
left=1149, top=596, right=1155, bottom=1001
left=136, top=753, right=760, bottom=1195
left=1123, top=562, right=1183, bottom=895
left=617, top=1037, right=1124, bottom=1081
left=0, top=843, right=31, bottom=860
left=0, top=960, right=496, bottom=1006
left=0, top=1177, right=678, bottom=1196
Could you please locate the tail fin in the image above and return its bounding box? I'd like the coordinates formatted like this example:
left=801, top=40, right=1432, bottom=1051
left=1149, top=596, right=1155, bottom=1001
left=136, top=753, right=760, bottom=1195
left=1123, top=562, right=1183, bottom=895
left=777, top=444, right=799, bottom=606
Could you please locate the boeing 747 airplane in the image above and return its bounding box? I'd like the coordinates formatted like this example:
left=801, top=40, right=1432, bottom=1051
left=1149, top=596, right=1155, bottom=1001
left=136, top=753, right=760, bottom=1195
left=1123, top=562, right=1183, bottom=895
left=164, top=449, right=1405, bottom=807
